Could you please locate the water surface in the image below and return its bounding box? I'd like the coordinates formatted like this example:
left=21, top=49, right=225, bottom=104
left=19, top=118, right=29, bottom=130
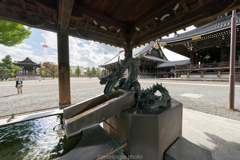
left=0, top=115, right=81, bottom=160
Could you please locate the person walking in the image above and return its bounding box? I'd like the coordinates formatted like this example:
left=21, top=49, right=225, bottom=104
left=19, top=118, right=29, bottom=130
left=16, top=78, right=23, bottom=94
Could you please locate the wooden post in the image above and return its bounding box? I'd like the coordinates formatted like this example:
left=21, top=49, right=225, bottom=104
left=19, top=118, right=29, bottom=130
left=190, top=52, right=194, bottom=68
left=124, top=47, right=132, bottom=57
left=201, top=71, right=203, bottom=78
left=187, top=72, right=190, bottom=78
left=124, top=47, right=132, bottom=74
left=217, top=71, right=221, bottom=78
left=228, top=10, right=236, bottom=110
left=57, top=28, right=71, bottom=106
left=56, top=0, right=74, bottom=107
left=220, top=45, right=226, bottom=62
left=196, top=53, right=199, bottom=68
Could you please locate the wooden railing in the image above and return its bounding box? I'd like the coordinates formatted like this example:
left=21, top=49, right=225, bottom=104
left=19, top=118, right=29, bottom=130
left=16, top=74, right=40, bottom=76
left=175, top=61, right=240, bottom=70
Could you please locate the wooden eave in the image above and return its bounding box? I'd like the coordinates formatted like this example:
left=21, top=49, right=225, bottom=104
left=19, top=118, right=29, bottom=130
left=0, top=0, right=240, bottom=48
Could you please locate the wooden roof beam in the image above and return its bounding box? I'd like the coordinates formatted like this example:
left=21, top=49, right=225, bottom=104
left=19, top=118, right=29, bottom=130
left=133, top=0, right=178, bottom=27
left=72, top=4, right=125, bottom=30
left=58, top=0, right=75, bottom=32
left=20, top=0, right=26, bottom=9
left=198, top=0, right=203, bottom=6
left=180, top=1, right=189, bottom=12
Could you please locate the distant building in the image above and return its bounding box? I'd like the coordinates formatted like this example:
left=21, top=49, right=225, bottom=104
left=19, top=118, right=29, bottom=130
left=159, top=12, right=240, bottom=79
left=13, top=57, right=41, bottom=80
left=100, top=42, right=189, bottom=78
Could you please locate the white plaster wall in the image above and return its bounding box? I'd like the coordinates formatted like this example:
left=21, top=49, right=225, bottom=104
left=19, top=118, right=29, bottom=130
left=189, top=75, right=201, bottom=79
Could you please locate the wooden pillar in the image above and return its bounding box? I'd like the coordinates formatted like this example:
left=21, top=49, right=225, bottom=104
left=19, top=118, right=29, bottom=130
left=125, top=47, right=132, bottom=57
left=228, top=10, right=236, bottom=110
left=125, top=47, right=132, bottom=74
left=217, top=71, right=221, bottom=78
left=201, top=71, right=203, bottom=78
left=57, top=28, right=71, bottom=106
left=190, top=52, right=195, bottom=68
left=220, top=45, right=226, bottom=62
left=196, top=53, right=199, bottom=68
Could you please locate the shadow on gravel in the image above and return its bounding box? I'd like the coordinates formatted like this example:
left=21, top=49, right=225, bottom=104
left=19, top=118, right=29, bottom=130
left=0, top=94, right=17, bottom=98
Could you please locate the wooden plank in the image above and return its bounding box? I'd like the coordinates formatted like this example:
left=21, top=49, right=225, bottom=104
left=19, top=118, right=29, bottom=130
left=20, top=0, right=26, bottom=9
left=198, top=0, right=203, bottom=6
left=58, top=0, right=75, bottom=31
left=38, top=6, right=42, bottom=15
left=72, top=4, right=125, bottom=29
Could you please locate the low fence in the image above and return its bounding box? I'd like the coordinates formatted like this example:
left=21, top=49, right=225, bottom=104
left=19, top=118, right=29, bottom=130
left=175, top=61, right=240, bottom=70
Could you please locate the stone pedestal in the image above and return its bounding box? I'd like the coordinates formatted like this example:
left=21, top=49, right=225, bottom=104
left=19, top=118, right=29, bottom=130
left=104, top=99, right=182, bottom=160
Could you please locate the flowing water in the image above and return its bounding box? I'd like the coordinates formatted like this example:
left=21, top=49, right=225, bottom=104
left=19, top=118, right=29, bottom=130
left=0, top=115, right=81, bottom=160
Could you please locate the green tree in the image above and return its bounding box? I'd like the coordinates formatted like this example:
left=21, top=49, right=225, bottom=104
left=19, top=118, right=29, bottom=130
left=0, top=67, right=12, bottom=80
left=42, top=62, right=58, bottom=79
left=0, top=55, right=14, bottom=71
left=96, top=68, right=100, bottom=76
left=69, top=66, right=72, bottom=75
left=0, top=20, right=31, bottom=46
left=0, top=55, right=15, bottom=79
left=12, top=65, right=21, bottom=76
left=91, top=67, right=96, bottom=76
left=38, top=62, right=43, bottom=75
left=86, top=67, right=91, bottom=76
left=75, top=65, right=81, bottom=77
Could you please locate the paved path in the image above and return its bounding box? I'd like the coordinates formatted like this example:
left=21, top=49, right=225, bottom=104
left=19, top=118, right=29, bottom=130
left=183, top=108, right=240, bottom=160
left=0, top=78, right=240, bottom=120
left=0, top=107, right=239, bottom=160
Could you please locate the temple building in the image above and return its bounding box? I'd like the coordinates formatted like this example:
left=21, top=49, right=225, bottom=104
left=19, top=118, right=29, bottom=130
left=13, top=57, right=41, bottom=80
left=100, top=42, right=190, bottom=78
left=159, top=12, right=240, bottom=80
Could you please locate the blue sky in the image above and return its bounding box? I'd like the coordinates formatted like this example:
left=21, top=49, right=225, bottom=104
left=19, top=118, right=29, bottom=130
left=0, top=26, right=193, bottom=68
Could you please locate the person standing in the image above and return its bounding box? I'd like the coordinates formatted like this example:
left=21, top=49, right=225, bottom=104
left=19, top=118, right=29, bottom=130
left=16, top=78, right=23, bottom=94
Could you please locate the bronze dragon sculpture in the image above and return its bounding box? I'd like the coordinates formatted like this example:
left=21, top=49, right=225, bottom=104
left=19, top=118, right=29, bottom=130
left=100, top=55, right=141, bottom=107
left=100, top=55, right=171, bottom=111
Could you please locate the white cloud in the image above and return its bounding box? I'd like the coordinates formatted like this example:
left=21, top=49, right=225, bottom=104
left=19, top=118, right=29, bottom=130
left=0, top=44, right=43, bottom=63
left=41, top=31, right=57, bottom=50
left=40, top=30, right=123, bottom=68
left=16, top=43, right=32, bottom=49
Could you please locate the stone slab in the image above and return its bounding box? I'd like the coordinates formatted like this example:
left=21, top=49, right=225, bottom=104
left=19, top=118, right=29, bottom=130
left=60, top=125, right=127, bottom=160
left=180, top=93, right=203, bottom=99
left=165, top=137, right=212, bottom=160
left=104, top=99, right=183, bottom=160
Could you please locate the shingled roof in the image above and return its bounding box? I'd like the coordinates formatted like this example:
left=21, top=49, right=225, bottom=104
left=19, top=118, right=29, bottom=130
left=100, top=41, right=168, bottom=67
left=134, top=41, right=168, bottom=62
left=159, top=12, right=240, bottom=44
left=14, top=57, right=40, bottom=66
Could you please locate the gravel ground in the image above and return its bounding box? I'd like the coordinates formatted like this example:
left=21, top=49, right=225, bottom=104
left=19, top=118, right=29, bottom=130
left=0, top=78, right=240, bottom=121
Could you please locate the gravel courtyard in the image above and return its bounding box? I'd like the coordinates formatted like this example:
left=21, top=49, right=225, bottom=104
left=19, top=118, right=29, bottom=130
left=0, top=78, right=240, bottom=120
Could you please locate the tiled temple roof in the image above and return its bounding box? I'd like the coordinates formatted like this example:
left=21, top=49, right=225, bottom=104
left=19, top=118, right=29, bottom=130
left=159, top=12, right=240, bottom=44
left=14, top=57, right=40, bottom=66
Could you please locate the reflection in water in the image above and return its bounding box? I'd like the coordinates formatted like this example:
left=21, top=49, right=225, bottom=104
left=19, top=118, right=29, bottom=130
left=0, top=115, right=81, bottom=160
